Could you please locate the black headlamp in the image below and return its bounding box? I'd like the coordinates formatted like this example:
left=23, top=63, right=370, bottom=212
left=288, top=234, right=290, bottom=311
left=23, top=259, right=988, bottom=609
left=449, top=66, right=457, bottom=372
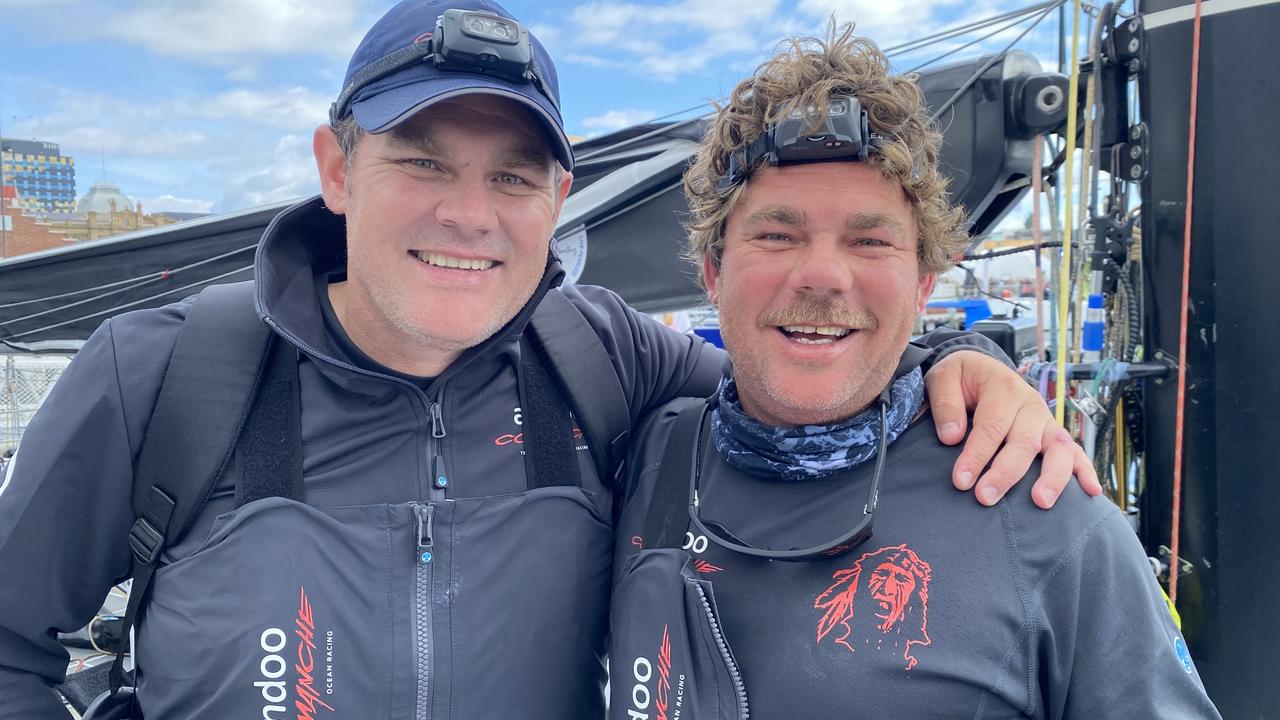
left=717, top=94, right=878, bottom=192
left=329, top=9, right=558, bottom=126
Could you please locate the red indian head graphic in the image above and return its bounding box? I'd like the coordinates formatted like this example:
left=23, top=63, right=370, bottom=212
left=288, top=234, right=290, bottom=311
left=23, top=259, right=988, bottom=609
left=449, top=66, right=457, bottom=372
left=814, top=544, right=932, bottom=670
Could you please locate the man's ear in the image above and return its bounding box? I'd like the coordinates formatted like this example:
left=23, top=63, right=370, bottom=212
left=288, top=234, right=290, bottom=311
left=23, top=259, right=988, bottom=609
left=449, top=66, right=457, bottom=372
left=550, top=170, right=574, bottom=222
left=703, top=253, right=722, bottom=306
left=314, top=125, right=351, bottom=215
left=917, top=272, right=937, bottom=312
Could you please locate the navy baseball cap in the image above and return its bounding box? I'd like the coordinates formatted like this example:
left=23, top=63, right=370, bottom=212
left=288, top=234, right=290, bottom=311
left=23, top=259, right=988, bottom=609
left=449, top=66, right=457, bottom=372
left=333, top=0, right=574, bottom=171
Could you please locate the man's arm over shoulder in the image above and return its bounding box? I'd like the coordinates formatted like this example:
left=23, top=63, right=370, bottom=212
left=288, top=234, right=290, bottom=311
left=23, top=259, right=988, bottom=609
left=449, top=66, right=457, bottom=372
left=559, top=285, right=726, bottom=422
left=1029, top=500, right=1221, bottom=719
left=0, top=305, right=186, bottom=717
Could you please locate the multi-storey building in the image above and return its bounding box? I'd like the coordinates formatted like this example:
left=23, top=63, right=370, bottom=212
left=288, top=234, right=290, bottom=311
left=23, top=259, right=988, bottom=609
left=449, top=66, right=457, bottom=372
left=0, top=185, right=72, bottom=258
left=0, top=138, right=77, bottom=214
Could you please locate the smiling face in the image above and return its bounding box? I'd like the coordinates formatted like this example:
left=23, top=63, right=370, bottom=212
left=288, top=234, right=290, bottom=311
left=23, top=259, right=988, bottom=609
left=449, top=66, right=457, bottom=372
left=705, top=162, right=935, bottom=427
left=315, top=94, right=572, bottom=376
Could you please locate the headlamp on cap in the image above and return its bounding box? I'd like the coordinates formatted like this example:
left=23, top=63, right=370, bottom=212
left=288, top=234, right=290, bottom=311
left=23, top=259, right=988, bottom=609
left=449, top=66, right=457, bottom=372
left=434, top=10, right=531, bottom=80
left=329, top=9, right=555, bottom=126
left=718, top=94, right=878, bottom=192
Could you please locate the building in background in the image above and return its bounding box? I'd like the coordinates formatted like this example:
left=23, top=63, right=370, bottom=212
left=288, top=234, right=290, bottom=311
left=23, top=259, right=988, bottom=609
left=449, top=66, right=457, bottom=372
left=41, top=180, right=184, bottom=242
left=0, top=138, right=77, bottom=214
left=0, top=180, right=213, bottom=259
left=0, top=185, right=74, bottom=259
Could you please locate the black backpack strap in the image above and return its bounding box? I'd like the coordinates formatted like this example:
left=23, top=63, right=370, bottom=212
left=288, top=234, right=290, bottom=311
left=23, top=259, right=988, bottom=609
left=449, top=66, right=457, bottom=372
left=643, top=400, right=708, bottom=550
left=112, top=281, right=275, bottom=692
left=527, top=289, right=631, bottom=486
left=518, top=335, right=580, bottom=490
left=234, top=337, right=304, bottom=506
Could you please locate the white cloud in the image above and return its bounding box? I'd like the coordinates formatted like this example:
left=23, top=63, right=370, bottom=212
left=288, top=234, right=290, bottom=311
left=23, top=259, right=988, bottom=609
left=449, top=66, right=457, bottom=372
left=798, top=0, right=963, bottom=32
left=552, top=0, right=1047, bottom=81
left=219, top=134, right=319, bottom=211
left=560, top=0, right=784, bottom=79
left=7, top=85, right=329, bottom=150
left=580, top=108, right=659, bottom=133
left=5, top=83, right=329, bottom=213
left=527, top=22, right=564, bottom=54
left=138, top=194, right=216, bottom=214
left=225, top=65, right=261, bottom=83
left=100, top=0, right=365, bottom=64
left=562, top=53, right=624, bottom=68
left=9, top=109, right=208, bottom=159
left=196, top=88, right=331, bottom=129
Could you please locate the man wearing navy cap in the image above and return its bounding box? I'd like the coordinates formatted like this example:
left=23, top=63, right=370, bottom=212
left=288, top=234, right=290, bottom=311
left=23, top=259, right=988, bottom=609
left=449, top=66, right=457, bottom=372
left=0, top=1, right=1096, bottom=717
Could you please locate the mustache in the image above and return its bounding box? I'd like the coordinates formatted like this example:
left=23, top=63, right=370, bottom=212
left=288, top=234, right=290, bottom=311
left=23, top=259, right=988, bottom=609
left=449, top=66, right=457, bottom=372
left=762, top=297, right=878, bottom=330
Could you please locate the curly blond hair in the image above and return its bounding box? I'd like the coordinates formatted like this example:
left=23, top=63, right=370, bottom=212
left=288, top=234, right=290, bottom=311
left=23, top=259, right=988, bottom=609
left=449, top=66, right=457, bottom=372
left=684, top=22, right=967, bottom=277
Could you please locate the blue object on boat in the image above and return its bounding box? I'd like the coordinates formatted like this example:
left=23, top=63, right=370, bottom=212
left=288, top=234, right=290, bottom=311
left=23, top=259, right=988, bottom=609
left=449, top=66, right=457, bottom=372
left=925, top=299, right=992, bottom=329
left=693, top=327, right=723, bottom=348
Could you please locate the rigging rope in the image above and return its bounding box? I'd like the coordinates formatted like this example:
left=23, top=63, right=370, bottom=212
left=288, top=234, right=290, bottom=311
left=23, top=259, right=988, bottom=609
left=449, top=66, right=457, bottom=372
left=928, top=3, right=1062, bottom=124
left=1032, top=136, right=1048, bottom=361
left=1073, top=87, right=1095, bottom=364
left=1169, top=0, right=1205, bottom=605
left=1055, top=0, right=1085, bottom=425
left=5, top=265, right=253, bottom=341
left=884, top=0, right=1061, bottom=56
left=581, top=0, right=1068, bottom=165
left=905, top=9, right=1050, bottom=74
left=0, top=242, right=257, bottom=311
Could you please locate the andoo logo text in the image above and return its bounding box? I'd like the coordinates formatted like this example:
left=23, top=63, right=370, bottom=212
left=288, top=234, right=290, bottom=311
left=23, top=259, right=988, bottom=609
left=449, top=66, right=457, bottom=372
left=627, top=625, right=683, bottom=720
left=256, top=587, right=335, bottom=719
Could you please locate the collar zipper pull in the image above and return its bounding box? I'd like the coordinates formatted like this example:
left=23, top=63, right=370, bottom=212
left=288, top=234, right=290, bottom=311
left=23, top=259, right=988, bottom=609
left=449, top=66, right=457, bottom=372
left=430, top=401, right=447, bottom=439
left=415, top=504, right=435, bottom=564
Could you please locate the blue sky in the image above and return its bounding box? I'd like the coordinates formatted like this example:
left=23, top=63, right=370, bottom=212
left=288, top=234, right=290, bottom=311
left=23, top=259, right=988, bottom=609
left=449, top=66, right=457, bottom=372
left=0, top=0, right=1074, bottom=215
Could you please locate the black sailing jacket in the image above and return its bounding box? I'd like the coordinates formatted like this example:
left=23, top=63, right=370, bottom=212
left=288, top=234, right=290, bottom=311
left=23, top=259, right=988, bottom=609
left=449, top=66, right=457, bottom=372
left=0, top=196, right=996, bottom=718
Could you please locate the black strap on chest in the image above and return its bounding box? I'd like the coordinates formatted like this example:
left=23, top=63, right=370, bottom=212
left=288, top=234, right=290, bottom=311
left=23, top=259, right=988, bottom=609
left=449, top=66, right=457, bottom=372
left=522, top=289, right=631, bottom=490
left=642, top=399, right=708, bottom=550
left=233, top=336, right=304, bottom=506
left=519, top=334, right=580, bottom=489
left=113, top=281, right=297, bottom=692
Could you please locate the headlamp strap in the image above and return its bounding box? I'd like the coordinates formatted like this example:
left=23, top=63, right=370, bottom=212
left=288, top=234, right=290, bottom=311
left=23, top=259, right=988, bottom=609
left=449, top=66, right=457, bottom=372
left=715, top=98, right=885, bottom=194
left=329, top=39, right=435, bottom=126
left=327, top=36, right=560, bottom=126
left=716, top=134, right=771, bottom=193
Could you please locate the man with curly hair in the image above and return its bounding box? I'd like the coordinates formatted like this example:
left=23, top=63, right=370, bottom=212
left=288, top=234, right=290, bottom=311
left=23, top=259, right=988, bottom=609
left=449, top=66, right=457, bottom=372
left=610, top=24, right=1221, bottom=719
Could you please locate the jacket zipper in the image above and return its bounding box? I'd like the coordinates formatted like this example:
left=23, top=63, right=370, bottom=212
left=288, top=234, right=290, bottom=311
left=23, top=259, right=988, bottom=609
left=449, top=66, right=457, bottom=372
left=266, top=325, right=455, bottom=718
left=692, top=583, right=750, bottom=719
left=414, top=502, right=435, bottom=720
left=416, top=397, right=448, bottom=719
left=429, top=399, right=448, bottom=501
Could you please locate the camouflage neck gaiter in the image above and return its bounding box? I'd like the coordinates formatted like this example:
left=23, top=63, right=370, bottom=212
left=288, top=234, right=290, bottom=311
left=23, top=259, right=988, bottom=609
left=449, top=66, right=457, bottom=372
left=710, top=367, right=924, bottom=482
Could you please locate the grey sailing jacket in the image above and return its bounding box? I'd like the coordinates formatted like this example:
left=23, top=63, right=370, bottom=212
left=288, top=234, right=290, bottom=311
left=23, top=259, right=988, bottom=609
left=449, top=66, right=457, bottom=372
left=0, top=196, right=999, bottom=718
